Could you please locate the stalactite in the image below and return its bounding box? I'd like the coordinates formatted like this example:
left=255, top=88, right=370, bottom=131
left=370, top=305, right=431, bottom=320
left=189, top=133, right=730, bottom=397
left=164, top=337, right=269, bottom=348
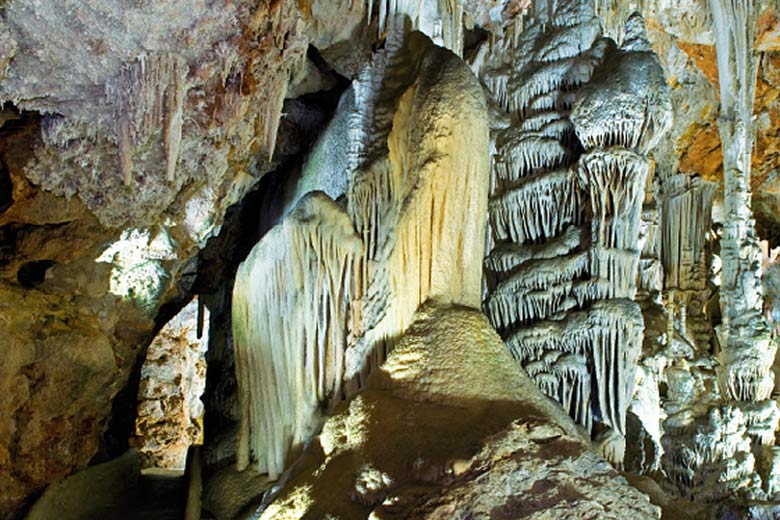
left=366, top=0, right=465, bottom=55
left=506, top=300, right=643, bottom=437
left=164, top=65, right=186, bottom=182
left=263, top=79, right=287, bottom=160
left=489, top=167, right=583, bottom=243
left=660, top=174, right=717, bottom=291
left=232, top=193, right=362, bottom=479
left=118, top=115, right=134, bottom=186
left=105, top=53, right=189, bottom=184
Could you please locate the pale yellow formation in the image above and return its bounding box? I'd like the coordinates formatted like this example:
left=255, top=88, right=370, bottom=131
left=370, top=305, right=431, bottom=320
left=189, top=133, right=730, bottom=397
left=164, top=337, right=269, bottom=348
left=232, top=192, right=362, bottom=479
left=375, top=302, right=581, bottom=428
left=232, top=32, right=490, bottom=484
left=349, top=40, right=490, bottom=368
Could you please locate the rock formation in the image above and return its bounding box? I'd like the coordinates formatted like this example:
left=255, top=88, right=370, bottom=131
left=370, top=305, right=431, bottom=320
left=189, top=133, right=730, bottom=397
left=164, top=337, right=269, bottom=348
left=710, top=0, right=776, bottom=405
left=259, top=303, right=660, bottom=520
left=133, top=297, right=209, bottom=473
left=232, top=25, right=490, bottom=483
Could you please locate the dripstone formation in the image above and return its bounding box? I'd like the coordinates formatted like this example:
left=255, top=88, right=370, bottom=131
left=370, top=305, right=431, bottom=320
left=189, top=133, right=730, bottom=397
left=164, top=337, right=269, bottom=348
left=478, top=4, right=671, bottom=465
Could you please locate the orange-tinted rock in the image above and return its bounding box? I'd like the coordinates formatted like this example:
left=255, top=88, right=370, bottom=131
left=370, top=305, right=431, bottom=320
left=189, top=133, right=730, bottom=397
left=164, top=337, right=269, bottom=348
left=677, top=42, right=719, bottom=93
left=649, top=17, right=780, bottom=244
left=678, top=123, right=722, bottom=181
left=757, top=9, right=780, bottom=51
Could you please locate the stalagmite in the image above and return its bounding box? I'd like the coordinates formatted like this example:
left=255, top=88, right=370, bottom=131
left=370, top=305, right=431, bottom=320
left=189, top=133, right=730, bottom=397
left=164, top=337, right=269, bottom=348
left=232, top=192, right=362, bottom=479
left=134, top=297, right=209, bottom=473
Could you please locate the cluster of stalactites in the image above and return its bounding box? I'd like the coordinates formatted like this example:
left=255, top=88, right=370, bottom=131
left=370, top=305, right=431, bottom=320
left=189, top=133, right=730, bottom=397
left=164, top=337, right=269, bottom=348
left=104, top=53, right=188, bottom=185
left=506, top=299, right=643, bottom=437
left=232, top=193, right=362, bottom=479
left=343, top=28, right=489, bottom=383
left=570, top=13, right=672, bottom=155
left=570, top=138, right=652, bottom=455
left=718, top=337, right=777, bottom=402
left=366, top=0, right=465, bottom=55
left=473, top=1, right=604, bottom=118
left=663, top=406, right=757, bottom=502
left=481, top=0, right=597, bottom=442
left=480, top=5, right=671, bottom=466
left=660, top=174, right=717, bottom=292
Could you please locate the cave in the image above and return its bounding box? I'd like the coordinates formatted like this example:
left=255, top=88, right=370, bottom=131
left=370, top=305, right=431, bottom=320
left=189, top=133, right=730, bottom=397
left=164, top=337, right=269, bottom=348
left=5, top=1, right=780, bottom=519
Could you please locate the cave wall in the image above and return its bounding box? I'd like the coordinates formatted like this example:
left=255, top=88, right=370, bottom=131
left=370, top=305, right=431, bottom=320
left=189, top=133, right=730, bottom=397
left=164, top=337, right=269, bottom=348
left=0, top=0, right=317, bottom=515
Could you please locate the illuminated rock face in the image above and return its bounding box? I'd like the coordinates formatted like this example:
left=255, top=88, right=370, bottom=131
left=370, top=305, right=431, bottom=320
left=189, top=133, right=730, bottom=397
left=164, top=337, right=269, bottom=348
left=233, top=193, right=362, bottom=479
left=133, top=297, right=208, bottom=473
left=478, top=4, right=671, bottom=464
left=232, top=29, right=490, bottom=482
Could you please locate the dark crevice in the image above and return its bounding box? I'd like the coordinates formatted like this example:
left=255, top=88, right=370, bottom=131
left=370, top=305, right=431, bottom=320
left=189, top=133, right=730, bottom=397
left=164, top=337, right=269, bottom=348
left=0, top=224, right=17, bottom=266
left=0, top=159, right=11, bottom=214
left=91, top=348, right=146, bottom=466
left=756, top=211, right=780, bottom=250
left=16, top=260, right=55, bottom=288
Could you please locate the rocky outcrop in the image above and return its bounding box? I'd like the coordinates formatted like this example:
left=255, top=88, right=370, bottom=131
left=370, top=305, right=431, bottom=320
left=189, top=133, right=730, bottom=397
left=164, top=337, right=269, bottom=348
left=259, top=303, right=660, bottom=520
